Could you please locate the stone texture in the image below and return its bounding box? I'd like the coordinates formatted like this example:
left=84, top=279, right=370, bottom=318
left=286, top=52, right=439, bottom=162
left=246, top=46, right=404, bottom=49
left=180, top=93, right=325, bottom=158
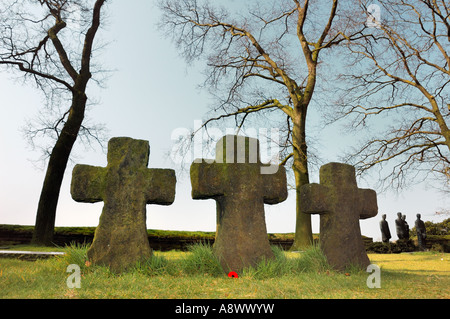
left=71, top=137, right=176, bottom=272
left=299, top=162, right=377, bottom=271
left=190, top=135, right=287, bottom=274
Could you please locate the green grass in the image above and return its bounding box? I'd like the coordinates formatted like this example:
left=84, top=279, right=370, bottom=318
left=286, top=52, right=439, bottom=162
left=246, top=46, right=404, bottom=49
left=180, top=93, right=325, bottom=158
left=1, top=243, right=449, bottom=299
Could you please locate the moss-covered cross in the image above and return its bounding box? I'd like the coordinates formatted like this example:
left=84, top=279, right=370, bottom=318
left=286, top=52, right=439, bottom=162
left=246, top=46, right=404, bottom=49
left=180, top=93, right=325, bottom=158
left=190, top=135, right=287, bottom=274
left=299, top=162, right=378, bottom=271
left=71, top=137, right=176, bottom=272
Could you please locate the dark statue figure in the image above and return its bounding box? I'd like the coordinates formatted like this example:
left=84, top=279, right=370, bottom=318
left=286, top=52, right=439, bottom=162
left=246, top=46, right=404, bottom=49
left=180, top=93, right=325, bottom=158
left=415, top=214, right=427, bottom=251
left=395, top=212, right=408, bottom=240
left=402, top=214, right=410, bottom=240
left=379, top=214, right=391, bottom=243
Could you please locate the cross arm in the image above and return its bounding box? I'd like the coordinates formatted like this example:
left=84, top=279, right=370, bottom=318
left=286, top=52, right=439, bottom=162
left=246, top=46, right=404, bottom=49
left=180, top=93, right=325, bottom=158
left=145, top=169, right=176, bottom=205
left=263, top=165, right=288, bottom=204
left=190, top=161, right=224, bottom=200
left=71, top=165, right=106, bottom=203
left=358, top=188, right=378, bottom=219
left=299, top=183, right=332, bottom=215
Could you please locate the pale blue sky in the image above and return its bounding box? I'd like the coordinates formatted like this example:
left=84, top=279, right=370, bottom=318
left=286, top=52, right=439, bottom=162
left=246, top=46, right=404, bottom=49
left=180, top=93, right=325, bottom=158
left=0, top=0, right=447, bottom=241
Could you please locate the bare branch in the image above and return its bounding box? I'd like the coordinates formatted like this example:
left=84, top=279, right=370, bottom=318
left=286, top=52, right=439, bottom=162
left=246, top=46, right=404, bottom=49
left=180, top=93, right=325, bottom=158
left=80, top=0, right=106, bottom=77
left=0, top=60, right=73, bottom=91
left=47, top=17, right=79, bottom=81
left=332, top=0, right=450, bottom=190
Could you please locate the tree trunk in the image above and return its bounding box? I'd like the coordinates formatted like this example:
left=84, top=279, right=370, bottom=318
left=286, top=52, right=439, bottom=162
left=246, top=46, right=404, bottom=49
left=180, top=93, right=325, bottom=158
left=290, top=110, right=313, bottom=250
left=291, top=166, right=313, bottom=250
left=429, top=97, right=450, bottom=152
left=32, top=93, right=87, bottom=245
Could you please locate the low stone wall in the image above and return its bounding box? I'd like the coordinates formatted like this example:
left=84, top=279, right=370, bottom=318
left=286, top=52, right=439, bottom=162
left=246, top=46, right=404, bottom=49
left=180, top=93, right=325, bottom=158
left=0, top=229, right=294, bottom=251
left=0, top=230, right=93, bottom=247
left=0, top=226, right=375, bottom=251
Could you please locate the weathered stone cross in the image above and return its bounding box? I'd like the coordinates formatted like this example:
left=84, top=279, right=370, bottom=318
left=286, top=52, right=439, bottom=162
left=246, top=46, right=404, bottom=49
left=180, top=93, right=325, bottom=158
left=299, top=162, right=378, bottom=271
left=71, top=137, right=176, bottom=272
left=190, top=135, right=287, bottom=273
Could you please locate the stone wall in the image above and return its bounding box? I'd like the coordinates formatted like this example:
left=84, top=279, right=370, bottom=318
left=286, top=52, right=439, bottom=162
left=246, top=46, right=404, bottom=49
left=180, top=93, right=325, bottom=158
left=0, top=226, right=375, bottom=251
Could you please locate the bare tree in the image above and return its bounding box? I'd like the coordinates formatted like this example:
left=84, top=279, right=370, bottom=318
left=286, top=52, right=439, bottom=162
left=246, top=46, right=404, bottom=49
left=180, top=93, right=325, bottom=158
left=0, top=0, right=107, bottom=245
left=334, top=0, right=450, bottom=191
left=159, top=0, right=359, bottom=249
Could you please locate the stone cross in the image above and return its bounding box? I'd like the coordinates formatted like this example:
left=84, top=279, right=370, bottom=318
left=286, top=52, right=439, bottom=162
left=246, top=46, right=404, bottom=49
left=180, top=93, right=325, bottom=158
left=299, top=162, right=377, bottom=271
left=71, top=137, right=176, bottom=272
left=190, top=135, right=288, bottom=274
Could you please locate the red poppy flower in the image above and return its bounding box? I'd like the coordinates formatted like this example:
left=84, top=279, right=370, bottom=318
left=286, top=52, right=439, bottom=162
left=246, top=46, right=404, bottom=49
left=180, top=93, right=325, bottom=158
left=228, top=271, right=239, bottom=278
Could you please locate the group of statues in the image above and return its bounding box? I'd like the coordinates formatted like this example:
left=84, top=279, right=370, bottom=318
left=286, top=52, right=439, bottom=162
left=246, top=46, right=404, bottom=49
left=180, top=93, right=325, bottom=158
left=379, top=212, right=427, bottom=250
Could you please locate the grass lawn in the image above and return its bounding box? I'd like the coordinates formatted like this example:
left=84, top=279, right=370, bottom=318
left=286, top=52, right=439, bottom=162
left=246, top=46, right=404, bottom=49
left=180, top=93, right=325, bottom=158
left=0, top=244, right=449, bottom=299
